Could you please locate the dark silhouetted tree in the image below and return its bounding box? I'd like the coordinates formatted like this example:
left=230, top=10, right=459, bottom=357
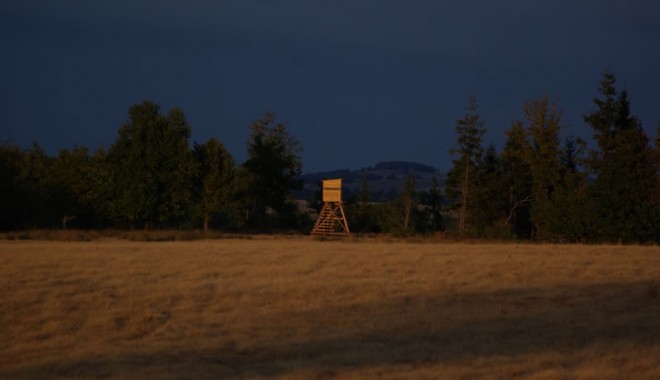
left=654, top=125, right=660, bottom=217
left=0, top=143, right=23, bottom=230
left=584, top=72, right=659, bottom=242
left=240, top=112, right=303, bottom=231
left=472, top=144, right=509, bottom=237
left=397, top=175, right=418, bottom=235
left=500, top=121, right=533, bottom=238
left=523, top=96, right=563, bottom=240
left=547, top=136, right=590, bottom=241
left=17, top=143, right=54, bottom=228
left=107, top=101, right=193, bottom=229
left=446, top=95, right=486, bottom=233
left=192, top=138, right=236, bottom=231
left=49, top=146, right=100, bottom=229
left=345, top=174, right=381, bottom=233
left=419, top=176, right=445, bottom=233
left=379, top=175, right=420, bottom=235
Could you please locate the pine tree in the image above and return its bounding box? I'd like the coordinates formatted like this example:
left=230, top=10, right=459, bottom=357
left=419, top=176, right=444, bottom=233
left=584, top=72, right=659, bottom=242
left=241, top=112, right=303, bottom=231
left=446, top=95, right=486, bottom=233
left=584, top=71, right=618, bottom=156
left=472, top=144, right=509, bottom=237
left=345, top=174, right=381, bottom=233
left=547, top=137, right=590, bottom=241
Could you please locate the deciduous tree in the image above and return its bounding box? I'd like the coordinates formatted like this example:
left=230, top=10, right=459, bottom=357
left=523, top=96, right=562, bottom=239
left=50, top=147, right=97, bottom=229
left=17, top=143, right=53, bottom=228
left=378, top=175, right=420, bottom=235
left=107, top=101, right=193, bottom=229
left=501, top=121, right=533, bottom=238
left=192, top=138, right=236, bottom=231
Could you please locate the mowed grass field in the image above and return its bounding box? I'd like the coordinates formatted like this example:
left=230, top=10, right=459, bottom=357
left=1, top=238, right=659, bottom=379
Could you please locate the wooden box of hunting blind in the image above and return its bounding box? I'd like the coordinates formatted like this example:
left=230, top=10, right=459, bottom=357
left=311, top=178, right=350, bottom=236
left=322, top=179, right=342, bottom=203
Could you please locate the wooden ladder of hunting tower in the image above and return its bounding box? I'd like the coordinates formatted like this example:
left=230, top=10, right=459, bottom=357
left=311, top=178, right=350, bottom=236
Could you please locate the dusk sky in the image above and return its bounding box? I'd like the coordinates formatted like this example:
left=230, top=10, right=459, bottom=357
left=2, top=1, right=659, bottom=173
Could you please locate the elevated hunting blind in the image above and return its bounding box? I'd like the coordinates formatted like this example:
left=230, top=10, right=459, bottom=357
left=311, top=178, right=350, bottom=236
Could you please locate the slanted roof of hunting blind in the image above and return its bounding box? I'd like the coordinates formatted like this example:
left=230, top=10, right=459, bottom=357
left=322, top=178, right=342, bottom=203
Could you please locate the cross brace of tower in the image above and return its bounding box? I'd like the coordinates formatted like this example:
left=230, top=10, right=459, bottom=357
left=311, top=201, right=350, bottom=236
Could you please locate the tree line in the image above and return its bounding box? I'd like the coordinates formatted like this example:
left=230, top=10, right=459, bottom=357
left=1, top=71, right=658, bottom=242
left=443, top=71, right=659, bottom=243
left=0, top=103, right=305, bottom=233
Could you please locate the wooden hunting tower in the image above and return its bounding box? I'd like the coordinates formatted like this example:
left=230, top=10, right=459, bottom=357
left=311, top=178, right=350, bottom=236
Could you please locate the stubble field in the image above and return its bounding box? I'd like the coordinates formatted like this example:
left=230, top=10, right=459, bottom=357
left=1, top=238, right=659, bottom=379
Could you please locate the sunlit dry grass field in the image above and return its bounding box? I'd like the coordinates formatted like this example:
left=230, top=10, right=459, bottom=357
left=1, top=237, right=659, bottom=379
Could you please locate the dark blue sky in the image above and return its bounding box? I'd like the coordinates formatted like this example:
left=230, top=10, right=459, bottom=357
left=2, top=1, right=659, bottom=173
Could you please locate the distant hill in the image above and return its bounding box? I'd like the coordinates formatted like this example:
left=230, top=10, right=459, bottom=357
left=297, top=161, right=445, bottom=201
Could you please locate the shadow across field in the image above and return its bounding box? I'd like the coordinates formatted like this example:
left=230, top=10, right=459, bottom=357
left=4, top=280, right=659, bottom=379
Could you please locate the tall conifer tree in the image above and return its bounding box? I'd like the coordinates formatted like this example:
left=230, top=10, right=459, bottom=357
left=472, top=144, right=508, bottom=237
left=446, top=95, right=486, bottom=233
left=241, top=113, right=303, bottom=230
left=584, top=71, right=659, bottom=242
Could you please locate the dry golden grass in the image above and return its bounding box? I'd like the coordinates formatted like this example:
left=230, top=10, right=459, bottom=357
left=1, top=238, right=659, bottom=379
